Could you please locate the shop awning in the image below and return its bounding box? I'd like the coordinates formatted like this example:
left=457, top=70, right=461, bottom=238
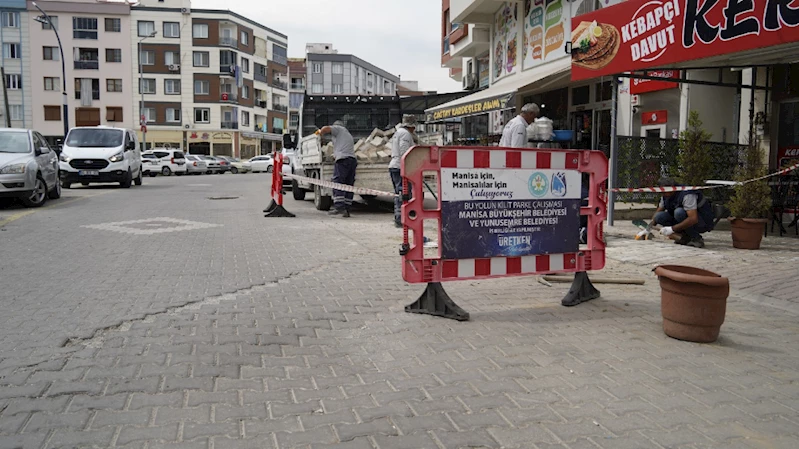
left=569, top=0, right=799, bottom=82
left=425, top=58, right=571, bottom=123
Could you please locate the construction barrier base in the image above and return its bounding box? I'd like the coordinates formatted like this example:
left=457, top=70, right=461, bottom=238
left=263, top=199, right=296, bottom=218
left=561, top=271, right=600, bottom=307
left=405, top=282, right=470, bottom=321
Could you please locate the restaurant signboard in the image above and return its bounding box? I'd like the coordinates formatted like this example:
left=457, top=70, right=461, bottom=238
left=425, top=92, right=515, bottom=122
left=569, top=0, right=799, bottom=82
left=630, top=70, right=680, bottom=94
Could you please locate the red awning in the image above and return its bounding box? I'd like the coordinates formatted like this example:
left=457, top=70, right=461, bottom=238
left=569, top=0, right=799, bottom=82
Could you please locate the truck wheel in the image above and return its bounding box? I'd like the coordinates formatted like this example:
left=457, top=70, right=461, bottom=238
left=292, top=180, right=306, bottom=200
left=314, top=185, right=332, bottom=211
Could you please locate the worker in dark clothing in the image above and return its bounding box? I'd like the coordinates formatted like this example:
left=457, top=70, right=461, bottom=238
left=650, top=177, right=715, bottom=248
left=317, top=120, right=357, bottom=217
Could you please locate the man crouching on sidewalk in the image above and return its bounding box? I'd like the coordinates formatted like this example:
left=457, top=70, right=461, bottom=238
left=650, top=177, right=715, bottom=248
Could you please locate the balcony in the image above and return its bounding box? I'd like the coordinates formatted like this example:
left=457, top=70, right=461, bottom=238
left=450, top=0, right=498, bottom=24
left=220, top=92, right=238, bottom=102
left=74, top=60, right=99, bottom=70
left=221, top=121, right=238, bottom=129
left=270, top=54, right=287, bottom=66
left=290, top=83, right=305, bottom=91
left=272, top=104, right=288, bottom=113
left=255, top=99, right=267, bottom=108
left=272, top=80, right=287, bottom=90
left=220, top=37, right=238, bottom=48
left=254, top=71, right=267, bottom=83
left=450, top=24, right=490, bottom=59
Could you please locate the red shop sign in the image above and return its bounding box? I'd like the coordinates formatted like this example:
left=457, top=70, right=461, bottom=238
left=642, top=109, right=668, bottom=125
left=570, top=0, right=799, bottom=82
left=630, top=70, right=680, bottom=94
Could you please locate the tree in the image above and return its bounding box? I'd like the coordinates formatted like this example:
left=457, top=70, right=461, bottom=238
left=677, top=110, right=713, bottom=187
left=728, top=138, right=771, bottom=219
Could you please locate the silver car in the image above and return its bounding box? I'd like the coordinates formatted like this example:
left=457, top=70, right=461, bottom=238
left=0, top=128, right=61, bottom=207
left=185, top=155, right=208, bottom=175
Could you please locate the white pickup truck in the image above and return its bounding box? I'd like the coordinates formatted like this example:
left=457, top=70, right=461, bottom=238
left=290, top=133, right=397, bottom=211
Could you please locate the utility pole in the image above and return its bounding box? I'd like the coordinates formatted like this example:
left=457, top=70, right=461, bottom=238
left=139, top=32, right=157, bottom=151
left=32, top=2, right=68, bottom=140
left=1, top=67, right=11, bottom=127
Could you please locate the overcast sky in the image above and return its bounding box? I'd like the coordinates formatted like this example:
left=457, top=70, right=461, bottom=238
left=191, top=0, right=462, bottom=93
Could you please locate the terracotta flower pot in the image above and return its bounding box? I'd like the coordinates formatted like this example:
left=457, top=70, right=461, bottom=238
left=729, top=218, right=768, bottom=250
left=653, top=265, right=730, bottom=343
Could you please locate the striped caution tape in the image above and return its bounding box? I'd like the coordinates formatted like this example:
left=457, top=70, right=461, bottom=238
left=610, top=162, right=799, bottom=193
left=284, top=174, right=397, bottom=197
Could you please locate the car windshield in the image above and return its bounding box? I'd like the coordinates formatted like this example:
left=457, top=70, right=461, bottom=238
left=65, top=129, right=124, bottom=148
left=0, top=131, right=30, bottom=153
left=203, top=156, right=215, bottom=160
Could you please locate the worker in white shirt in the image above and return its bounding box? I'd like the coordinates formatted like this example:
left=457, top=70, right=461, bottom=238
left=498, top=103, right=539, bottom=148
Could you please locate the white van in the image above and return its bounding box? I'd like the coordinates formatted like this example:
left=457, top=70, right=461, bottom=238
left=59, top=126, right=143, bottom=188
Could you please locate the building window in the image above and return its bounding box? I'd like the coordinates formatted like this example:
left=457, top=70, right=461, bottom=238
left=240, top=31, right=248, bottom=46
left=166, top=108, right=180, bottom=122
left=192, top=51, right=209, bottom=67
left=74, top=78, right=100, bottom=100
left=106, top=78, right=122, bottom=92
left=43, top=46, right=59, bottom=61
left=165, top=51, right=180, bottom=66
left=140, top=78, right=156, bottom=94
left=9, top=105, right=22, bottom=121
left=140, top=50, right=155, bottom=65
left=242, top=85, right=250, bottom=99
left=106, top=107, right=123, bottom=122
left=289, top=92, right=303, bottom=108
left=194, top=108, right=210, bottom=123
left=272, top=44, right=287, bottom=65
left=104, top=18, right=120, bottom=32
left=193, top=23, right=208, bottom=38
left=312, top=63, right=322, bottom=74
left=164, top=79, right=181, bottom=94
left=332, top=63, right=343, bottom=75
left=44, top=77, right=60, bottom=91
left=138, top=21, right=155, bottom=37
left=74, top=48, right=99, bottom=70
left=73, top=17, right=98, bottom=39
left=3, top=43, right=20, bottom=59
left=272, top=117, right=284, bottom=133
left=312, top=83, right=323, bottom=94
left=41, top=16, right=57, bottom=30
left=332, top=84, right=342, bottom=94
left=163, top=22, right=180, bottom=38
left=194, top=80, right=209, bottom=95
left=2, top=12, right=18, bottom=28
left=105, top=48, right=122, bottom=63
left=290, top=113, right=299, bottom=127
left=142, top=107, right=155, bottom=123
left=4, top=74, right=21, bottom=90
left=241, top=111, right=250, bottom=126
left=241, top=58, right=249, bottom=73
left=44, top=105, right=61, bottom=121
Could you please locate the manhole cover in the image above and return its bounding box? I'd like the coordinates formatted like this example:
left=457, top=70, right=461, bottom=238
left=208, top=196, right=239, bottom=200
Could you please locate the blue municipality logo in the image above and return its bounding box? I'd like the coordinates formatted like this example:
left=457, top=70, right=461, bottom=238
left=528, top=172, right=548, bottom=198
left=551, top=172, right=567, bottom=197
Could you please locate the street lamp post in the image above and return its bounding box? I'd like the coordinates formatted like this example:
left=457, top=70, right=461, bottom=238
left=32, top=2, right=67, bottom=143
left=139, top=32, right=157, bottom=152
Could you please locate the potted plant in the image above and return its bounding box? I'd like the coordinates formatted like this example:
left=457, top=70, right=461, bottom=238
left=727, top=138, right=771, bottom=249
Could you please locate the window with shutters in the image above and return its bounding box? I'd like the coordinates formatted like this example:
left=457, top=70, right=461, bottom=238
left=106, top=107, right=123, bottom=122
left=44, top=106, right=61, bottom=121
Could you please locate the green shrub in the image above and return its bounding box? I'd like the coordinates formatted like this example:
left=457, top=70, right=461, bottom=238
left=728, top=139, right=771, bottom=219
left=677, top=111, right=713, bottom=187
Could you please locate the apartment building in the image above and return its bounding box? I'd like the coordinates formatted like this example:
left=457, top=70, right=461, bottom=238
left=305, top=43, right=398, bottom=96
left=25, top=0, right=132, bottom=144
left=0, top=0, right=30, bottom=130
left=287, top=57, right=305, bottom=135
left=130, top=0, right=288, bottom=158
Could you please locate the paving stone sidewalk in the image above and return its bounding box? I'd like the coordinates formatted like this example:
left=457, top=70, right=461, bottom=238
left=1, top=207, right=799, bottom=448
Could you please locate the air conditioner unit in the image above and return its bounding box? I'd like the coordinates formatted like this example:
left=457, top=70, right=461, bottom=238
left=181, top=7, right=190, bottom=14
left=168, top=64, right=180, bottom=71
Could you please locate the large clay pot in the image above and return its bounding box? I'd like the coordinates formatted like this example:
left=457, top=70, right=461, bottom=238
left=654, top=265, right=730, bottom=343
left=729, top=218, right=767, bottom=250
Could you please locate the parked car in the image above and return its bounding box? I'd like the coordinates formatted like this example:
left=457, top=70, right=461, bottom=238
left=59, top=126, right=142, bottom=188
left=201, top=155, right=222, bottom=174
left=216, top=157, right=232, bottom=174
left=216, top=156, right=250, bottom=174
left=141, top=153, right=162, bottom=177
left=249, top=154, right=288, bottom=173
left=184, top=155, right=208, bottom=175
left=0, top=128, right=61, bottom=207
left=142, top=149, right=187, bottom=176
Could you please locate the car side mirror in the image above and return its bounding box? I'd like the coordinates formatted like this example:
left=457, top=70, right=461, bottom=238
left=126, top=142, right=136, bottom=151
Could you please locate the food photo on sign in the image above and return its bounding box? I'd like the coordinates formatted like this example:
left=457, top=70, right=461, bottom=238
left=439, top=166, right=582, bottom=260
left=570, top=20, right=621, bottom=70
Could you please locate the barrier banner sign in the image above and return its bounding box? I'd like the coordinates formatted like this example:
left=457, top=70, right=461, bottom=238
left=440, top=168, right=581, bottom=260
left=570, top=0, right=799, bottom=82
